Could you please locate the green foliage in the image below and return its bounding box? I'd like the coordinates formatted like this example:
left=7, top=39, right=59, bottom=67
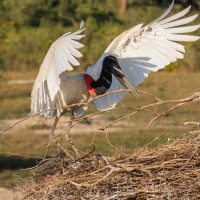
left=0, top=0, right=199, bottom=73
left=164, top=63, right=176, bottom=72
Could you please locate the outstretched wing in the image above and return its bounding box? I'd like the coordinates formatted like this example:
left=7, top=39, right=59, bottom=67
left=31, top=21, right=85, bottom=117
left=88, top=0, right=200, bottom=110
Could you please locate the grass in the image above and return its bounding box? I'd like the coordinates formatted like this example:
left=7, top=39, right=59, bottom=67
left=73, top=129, right=185, bottom=154
left=0, top=81, right=32, bottom=119
left=0, top=169, right=28, bottom=189
left=0, top=127, right=185, bottom=156
left=0, top=96, right=30, bottom=119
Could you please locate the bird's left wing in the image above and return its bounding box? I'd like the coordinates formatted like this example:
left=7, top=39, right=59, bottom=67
left=88, top=1, right=200, bottom=110
left=31, top=21, right=85, bottom=117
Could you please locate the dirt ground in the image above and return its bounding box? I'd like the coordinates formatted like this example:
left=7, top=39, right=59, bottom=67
left=0, top=114, right=135, bottom=136
left=0, top=188, right=17, bottom=200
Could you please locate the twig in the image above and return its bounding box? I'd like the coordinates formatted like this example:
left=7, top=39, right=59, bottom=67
left=69, top=167, right=118, bottom=187
left=181, top=121, right=200, bottom=127
left=69, top=143, right=96, bottom=165
left=0, top=89, right=134, bottom=134
left=105, top=131, right=122, bottom=153
left=99, top=92, right=200, bottom=131
left=0, top=113, right=39, bottom=134
left=137, top=90, right=163, bottom=102
left=1, top=91, right=200, bottom=135
left=147, top=102, right=186, bottom=129
left=65, top=112, right=80, bottom=157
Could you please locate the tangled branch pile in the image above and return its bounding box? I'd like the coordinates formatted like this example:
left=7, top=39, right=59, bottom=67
left=17, top=134, right=200, bottom=200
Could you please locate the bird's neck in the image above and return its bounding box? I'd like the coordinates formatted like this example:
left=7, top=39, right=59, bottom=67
left=84, top=56, right=122, bottom=96
left=84, top=63, right=113, bottom=96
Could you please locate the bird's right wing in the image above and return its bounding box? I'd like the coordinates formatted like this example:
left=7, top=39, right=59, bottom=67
left=88, top=1, right=200, bottom=111
left=31, top=21, right=85, bottom=117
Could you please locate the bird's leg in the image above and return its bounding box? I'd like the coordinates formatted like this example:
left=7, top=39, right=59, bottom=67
left=50, top=116, right=74, bottom=159
left=65, top=111, right=80, bottom=157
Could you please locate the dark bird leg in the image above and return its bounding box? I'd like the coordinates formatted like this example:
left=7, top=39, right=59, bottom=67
left=65, top=111, right=80, bottom=157
left=50, top=116, right=73, bottom=159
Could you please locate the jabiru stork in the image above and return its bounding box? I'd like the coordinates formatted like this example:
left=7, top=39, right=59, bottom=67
left=30, top=1, right=200, bottom=156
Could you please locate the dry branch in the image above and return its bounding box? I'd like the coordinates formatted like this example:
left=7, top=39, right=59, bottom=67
left=1, top=90, right=200, bottom=163
left=98, top=92, right=200, bottom=131
left=1, top=91, right=200, bottom=135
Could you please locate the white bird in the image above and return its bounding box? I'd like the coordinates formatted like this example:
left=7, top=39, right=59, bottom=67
left=31, top=1, right=200, bottom=156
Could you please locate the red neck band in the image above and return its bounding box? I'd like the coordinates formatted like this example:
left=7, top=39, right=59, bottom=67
left=84, top=74, right=97, bottom=96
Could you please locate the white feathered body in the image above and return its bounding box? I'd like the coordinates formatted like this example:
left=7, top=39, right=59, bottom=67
left=54, top=72, right=89, bottom=117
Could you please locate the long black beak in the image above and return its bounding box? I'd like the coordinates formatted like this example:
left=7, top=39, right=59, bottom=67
left=111, top=63, right=139, bottom=97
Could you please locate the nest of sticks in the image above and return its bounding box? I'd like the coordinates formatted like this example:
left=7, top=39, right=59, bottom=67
left=17, top=133, right=200, bottom=200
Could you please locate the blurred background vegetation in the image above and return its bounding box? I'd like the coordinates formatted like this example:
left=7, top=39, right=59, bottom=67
left=0, top=0, right=200, bottom=78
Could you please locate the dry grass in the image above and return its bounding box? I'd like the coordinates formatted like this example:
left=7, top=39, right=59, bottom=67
left=16, top=132, right=200, bottom=200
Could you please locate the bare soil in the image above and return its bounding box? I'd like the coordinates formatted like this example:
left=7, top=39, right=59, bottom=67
left=0, top=188, right=16, bottom=200
left=0, top=114, right=135, bottom=136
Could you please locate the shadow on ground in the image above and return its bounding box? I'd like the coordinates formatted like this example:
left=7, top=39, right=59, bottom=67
left=0, top=154, right=39, bottom=170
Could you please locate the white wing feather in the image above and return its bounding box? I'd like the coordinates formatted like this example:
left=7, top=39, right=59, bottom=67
left=88, top=1, right=200, bottom=110
left=31, top=21, right=85, bottom=117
